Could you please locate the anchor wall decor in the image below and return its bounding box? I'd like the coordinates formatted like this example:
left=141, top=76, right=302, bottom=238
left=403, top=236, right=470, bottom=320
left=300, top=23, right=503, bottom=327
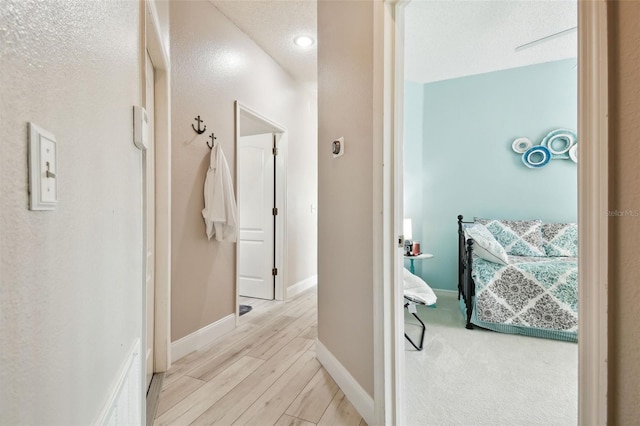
left=191, top=115, right=207, bottom=134
left=207, top=133, right=217, bottom=149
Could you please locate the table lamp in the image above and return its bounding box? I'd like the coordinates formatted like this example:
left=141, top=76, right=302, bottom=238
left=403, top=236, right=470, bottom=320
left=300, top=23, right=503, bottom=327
left=403, top=218, right=413, bottom=255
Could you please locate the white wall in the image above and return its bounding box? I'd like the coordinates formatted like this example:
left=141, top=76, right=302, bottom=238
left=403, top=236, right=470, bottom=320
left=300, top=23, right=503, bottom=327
left=154, top=0, right=171, bottom=57
left=0, top=1, right=147, bottom=423
left=170, top=1, right=318, bottom=342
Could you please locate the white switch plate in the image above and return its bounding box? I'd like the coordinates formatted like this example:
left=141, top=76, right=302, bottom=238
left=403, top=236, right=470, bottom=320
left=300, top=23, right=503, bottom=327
left=133, top=106, right=148, bottom=150
left=28, top=123, right=58, bottom=210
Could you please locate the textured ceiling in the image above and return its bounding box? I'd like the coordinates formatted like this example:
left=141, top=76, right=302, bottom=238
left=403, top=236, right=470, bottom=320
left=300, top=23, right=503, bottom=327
left=210, top=0, right=317, bottom=92
left=405, top=0, right=577, bottom=83
left=209, top=0, right=576, bottom=88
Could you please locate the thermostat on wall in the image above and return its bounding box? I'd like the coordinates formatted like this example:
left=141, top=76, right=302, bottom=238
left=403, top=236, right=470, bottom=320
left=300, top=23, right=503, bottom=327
left=133, top=106, right=148, bottom=150
left=332, top=137, right=345, bottom=158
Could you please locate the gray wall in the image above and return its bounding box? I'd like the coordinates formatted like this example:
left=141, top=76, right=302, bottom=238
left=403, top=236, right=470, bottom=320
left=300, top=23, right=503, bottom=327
left=608, top=1, right=640, bottom=422
left=317, top=0, right=376, bottom=397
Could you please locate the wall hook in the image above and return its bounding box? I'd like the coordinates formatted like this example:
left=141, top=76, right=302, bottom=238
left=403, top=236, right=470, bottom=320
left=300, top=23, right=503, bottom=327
left=192, top=115, right=207, bottom=134
left=207, top=132, right=217, bottom=149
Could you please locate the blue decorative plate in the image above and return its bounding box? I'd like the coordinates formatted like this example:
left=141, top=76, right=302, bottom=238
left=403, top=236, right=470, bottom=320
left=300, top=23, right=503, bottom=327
left=522, top=145, right=552, bottom=168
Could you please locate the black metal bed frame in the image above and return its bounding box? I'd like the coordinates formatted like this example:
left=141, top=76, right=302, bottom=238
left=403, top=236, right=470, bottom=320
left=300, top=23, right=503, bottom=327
left=457, top=215, right=476, bottom=330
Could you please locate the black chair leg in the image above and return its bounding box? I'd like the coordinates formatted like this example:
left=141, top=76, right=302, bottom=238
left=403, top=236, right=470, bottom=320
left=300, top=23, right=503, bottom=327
left=404, top=304, right=426, bottom=351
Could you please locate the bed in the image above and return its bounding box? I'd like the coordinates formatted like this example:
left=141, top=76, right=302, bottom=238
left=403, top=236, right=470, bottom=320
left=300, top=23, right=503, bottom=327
left=457, top=215, right=578, bottom=342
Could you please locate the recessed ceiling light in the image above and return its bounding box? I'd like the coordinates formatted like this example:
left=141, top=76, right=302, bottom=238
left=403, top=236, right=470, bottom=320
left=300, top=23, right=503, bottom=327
left=294, top=35, right=314, bottom=48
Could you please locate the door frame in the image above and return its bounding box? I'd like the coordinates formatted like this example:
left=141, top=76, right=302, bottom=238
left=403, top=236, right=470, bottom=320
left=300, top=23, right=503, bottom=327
left=576, top=1, right=609, bottom=423
left=377, top=0, right=609, bottom=424
left=143, top=48, right=156, bottom=392
left=142, top=0, right=171, bottom=385
left=234, top=101, right=288, bottom=321
left=374, top=2, right=407, bottom=424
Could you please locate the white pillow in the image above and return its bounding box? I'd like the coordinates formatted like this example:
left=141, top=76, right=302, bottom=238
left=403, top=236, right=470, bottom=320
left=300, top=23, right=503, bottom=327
left=464, top=224, right=509, bottom=265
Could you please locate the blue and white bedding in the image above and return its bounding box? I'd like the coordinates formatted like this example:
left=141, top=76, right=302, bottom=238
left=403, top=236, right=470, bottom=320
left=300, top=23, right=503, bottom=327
left=464, top=254, right=578, bottom=342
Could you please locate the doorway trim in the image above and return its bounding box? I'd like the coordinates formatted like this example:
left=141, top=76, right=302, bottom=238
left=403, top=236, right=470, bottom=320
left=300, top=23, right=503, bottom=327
left=143, top=0, right=172, bottom=376
left=577, top=1, right=609, bottom=423
left=234, top=101, right=288, bottom=320
left=374, top=1, right=407, bottom=425
left=379, top=0, right=609, bottom=424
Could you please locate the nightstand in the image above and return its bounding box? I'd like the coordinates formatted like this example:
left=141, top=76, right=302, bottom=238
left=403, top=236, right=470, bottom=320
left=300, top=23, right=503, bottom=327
left=403, top=252, right=434, bottom=274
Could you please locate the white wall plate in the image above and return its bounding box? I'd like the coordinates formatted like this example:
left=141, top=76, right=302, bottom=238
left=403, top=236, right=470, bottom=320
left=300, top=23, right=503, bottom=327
left=133, top=105, right=148, bottom=150
left=28, top=122, right=58, bottom=211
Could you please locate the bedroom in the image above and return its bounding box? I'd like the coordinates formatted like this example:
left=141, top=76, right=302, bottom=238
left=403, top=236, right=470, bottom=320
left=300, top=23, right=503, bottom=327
left=401, top=1, right=578, bottom=424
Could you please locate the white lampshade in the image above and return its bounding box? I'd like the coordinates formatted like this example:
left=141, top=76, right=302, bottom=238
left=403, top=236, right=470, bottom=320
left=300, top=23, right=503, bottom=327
left=403, top=218, right=413, bottom=241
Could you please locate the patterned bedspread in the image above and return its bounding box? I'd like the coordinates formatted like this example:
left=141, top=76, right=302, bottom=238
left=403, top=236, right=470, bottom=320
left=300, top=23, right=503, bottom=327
left=470, top=255, right=578, bottom=341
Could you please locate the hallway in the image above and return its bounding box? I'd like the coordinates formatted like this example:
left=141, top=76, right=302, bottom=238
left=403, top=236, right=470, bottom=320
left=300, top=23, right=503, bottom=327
left=154, top=289, right=365, bottom=425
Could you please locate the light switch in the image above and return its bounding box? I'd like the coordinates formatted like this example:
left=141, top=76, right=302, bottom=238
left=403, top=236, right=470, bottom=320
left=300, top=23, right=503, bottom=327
left=29, top=123, right=58, bottom=210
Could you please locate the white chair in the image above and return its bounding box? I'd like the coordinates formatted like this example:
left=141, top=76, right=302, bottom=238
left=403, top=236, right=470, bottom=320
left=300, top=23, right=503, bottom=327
left=403, top=268, right=437, bottom=350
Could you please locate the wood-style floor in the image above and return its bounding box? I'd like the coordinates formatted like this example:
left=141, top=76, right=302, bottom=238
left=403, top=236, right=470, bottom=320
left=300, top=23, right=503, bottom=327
left=153, top=289, right=365, bottom=426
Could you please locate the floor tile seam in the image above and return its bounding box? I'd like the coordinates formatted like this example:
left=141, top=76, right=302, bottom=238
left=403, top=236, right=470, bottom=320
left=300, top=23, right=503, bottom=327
left=233, top=349, right=322, bottom=425
left=278, top=364, right=324, bottom=422
left=186, top=319, right=305, bottom=380
left=208, top=341, right=316, bottom=425
left=253, top=332, right=315, bottom=361
left=180, top=317, right=298, bottom=379
left=283, top=366, right=338, bottom=424
left=240, top=312, right=316, bottom=359
left=260, top=313, right=317, bottom=347
left=155, top=373, right=209, bottom=415
left=314, top=389, right=343, bottom=426
left=183, top=352, right=265, bottom=386
left=163, top=356, right=268, bottom=426
left=249, top=294, right=314, bottom=320
left=167, top=325, right=259, bottom=378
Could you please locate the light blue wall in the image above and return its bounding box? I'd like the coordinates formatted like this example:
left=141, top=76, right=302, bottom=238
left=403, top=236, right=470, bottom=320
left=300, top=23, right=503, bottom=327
left=406, top=59, right=577, bottom=291
left=403, top=80, right=425, bottom=276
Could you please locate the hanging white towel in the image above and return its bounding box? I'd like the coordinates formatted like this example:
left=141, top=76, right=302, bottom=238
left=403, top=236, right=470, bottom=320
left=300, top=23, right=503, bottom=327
left=202, top=144, right=238, bottom=242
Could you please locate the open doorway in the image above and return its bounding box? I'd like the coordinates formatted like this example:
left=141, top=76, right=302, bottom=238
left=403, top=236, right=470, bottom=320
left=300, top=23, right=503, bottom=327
left=234, top=102, right=288, bottom=319
left=399, top=1, right=579, bottom=423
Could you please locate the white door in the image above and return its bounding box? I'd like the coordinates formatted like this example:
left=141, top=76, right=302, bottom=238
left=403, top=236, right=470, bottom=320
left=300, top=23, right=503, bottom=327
left=238, top=133, right=275, bottom=300
left=144, top=51, right=155, bottom=391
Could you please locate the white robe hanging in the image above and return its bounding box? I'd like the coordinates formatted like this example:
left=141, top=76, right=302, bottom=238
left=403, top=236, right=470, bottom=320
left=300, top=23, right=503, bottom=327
left=202, top=144, right=238, bottom=242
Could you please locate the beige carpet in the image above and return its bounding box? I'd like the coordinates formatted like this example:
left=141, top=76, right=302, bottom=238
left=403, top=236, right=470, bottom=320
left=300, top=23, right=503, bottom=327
left=404, top=291, right=577, bottom=426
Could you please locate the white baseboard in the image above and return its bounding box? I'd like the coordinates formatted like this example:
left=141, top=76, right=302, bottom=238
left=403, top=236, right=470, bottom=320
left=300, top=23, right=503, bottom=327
left=171, top=314, right=235, bottom=362
left=287, top=275, right=318, bottom=299
left=434, top=288, right=457, bottom=297
left=96, top=338, right=141, bottom=425
left=316, top=340, right=374, bottom=426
